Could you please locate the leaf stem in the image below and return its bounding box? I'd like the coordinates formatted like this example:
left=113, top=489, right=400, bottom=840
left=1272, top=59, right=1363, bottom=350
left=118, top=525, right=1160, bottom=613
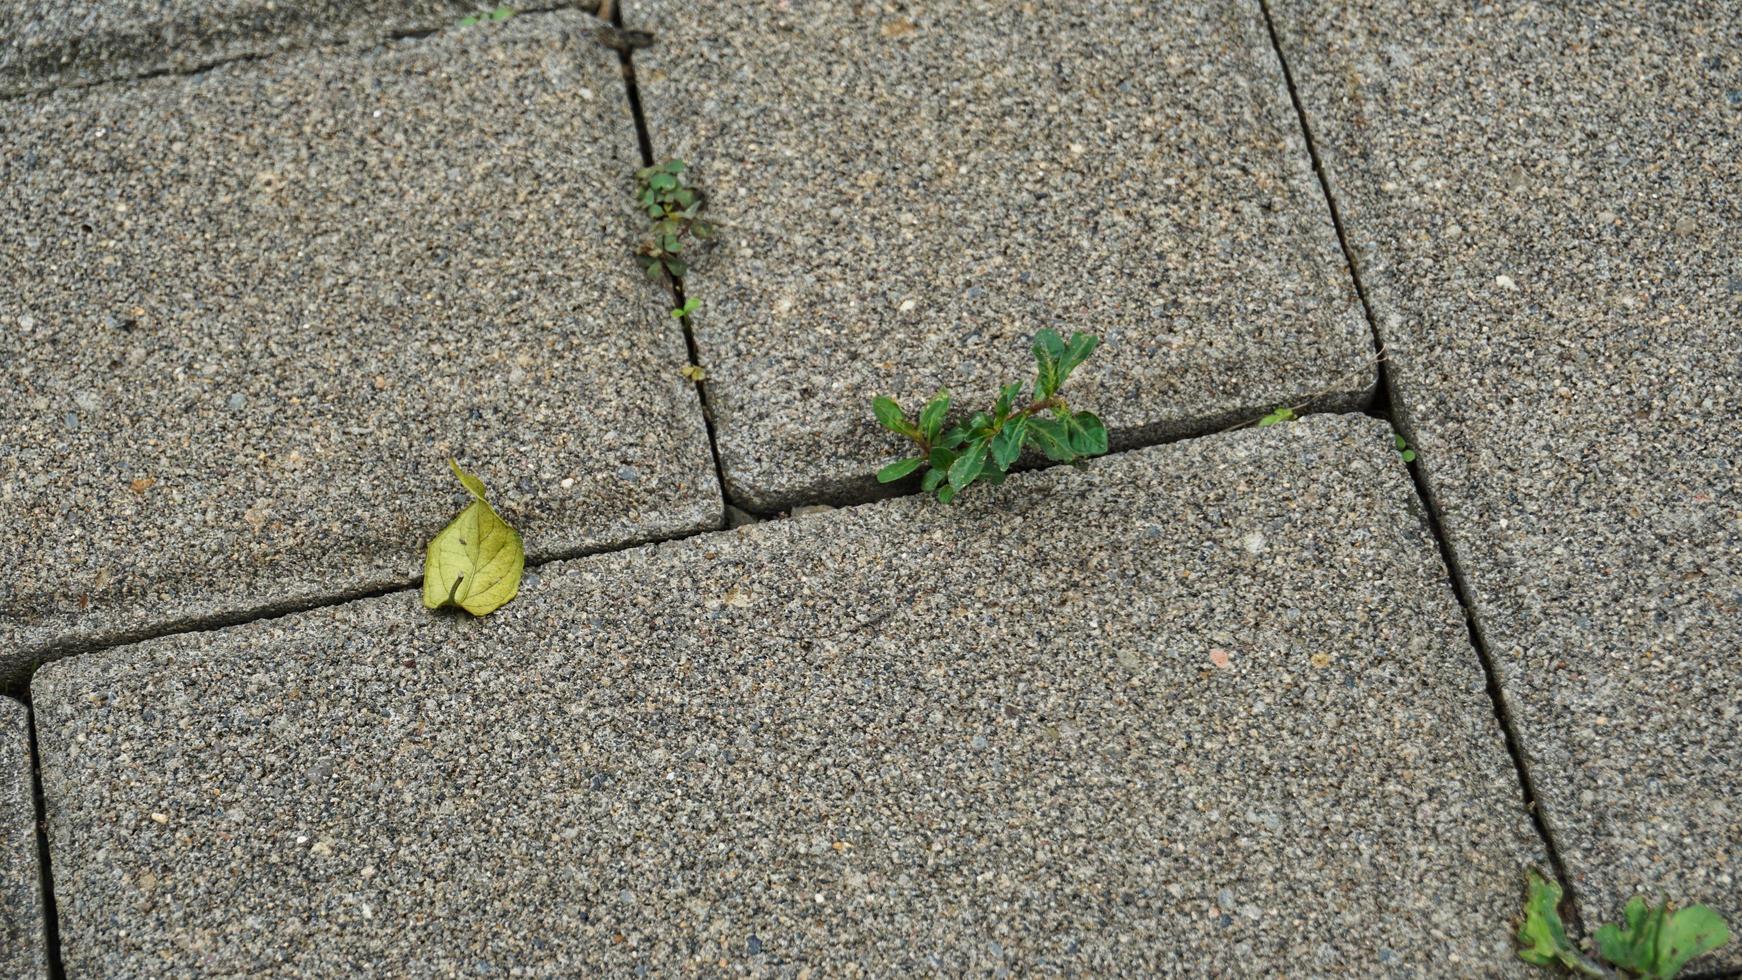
left=1014, top=395, right=1064, bottom=419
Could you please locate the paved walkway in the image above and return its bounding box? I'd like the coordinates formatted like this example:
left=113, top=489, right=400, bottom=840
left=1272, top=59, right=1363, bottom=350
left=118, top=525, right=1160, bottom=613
left=1, top=0, right=1736, bottom=975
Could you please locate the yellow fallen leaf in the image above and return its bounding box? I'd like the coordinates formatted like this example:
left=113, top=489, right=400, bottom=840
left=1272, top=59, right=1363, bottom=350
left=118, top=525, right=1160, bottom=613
left=422, top=459, right=524, bottom=617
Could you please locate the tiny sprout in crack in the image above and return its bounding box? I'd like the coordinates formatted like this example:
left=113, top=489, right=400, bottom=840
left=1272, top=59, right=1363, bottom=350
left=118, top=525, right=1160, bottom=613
left=635, top=159, right=714, bottom=286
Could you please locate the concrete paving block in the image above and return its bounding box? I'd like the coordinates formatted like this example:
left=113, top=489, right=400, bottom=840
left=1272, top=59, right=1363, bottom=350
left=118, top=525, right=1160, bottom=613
left=0, top=699, right=47, bottom=979
left=37, top=416, right=1538, bottom=976
left=0, top=0, right=593, bottom=96
left=626, top=0, right=1375, bottom=511
left=1269, top=0, right=1742, bottom=958
left=0, top=10, right=720, bottom=680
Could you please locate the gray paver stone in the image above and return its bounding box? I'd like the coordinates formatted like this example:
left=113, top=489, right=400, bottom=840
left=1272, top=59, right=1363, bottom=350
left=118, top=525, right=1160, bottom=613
left=0, top=10, right=719, bottom=680
left=627, top=0, right=1375, bottom=511
left=37, top=416, right=1540, bottom=976
left=1270, top=0, right=1742, bottom=957
left=0, top=699, right=46, bottom=979
left=0, top=0, right=592, bottom=96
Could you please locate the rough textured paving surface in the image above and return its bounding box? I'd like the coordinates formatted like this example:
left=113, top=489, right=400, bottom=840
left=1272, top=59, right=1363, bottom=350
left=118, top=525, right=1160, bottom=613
left=628, top=0, right=1373, bottom=511
left=0, top=11, right=719, bottom=680
left=36, top=417, right=1539, bottom=976
left=0, top=0, right=590, bottom=96
left=0, top=700, right=46, bottom=979
left=1270, top=0, right=1742, bottom=954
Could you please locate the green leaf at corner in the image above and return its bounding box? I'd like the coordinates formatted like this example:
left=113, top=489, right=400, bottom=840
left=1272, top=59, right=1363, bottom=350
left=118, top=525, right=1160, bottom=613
left=1517, top=870, right=1606, bottom=976
left=947, top=439, right=989, bottom=491
left=1026, top=416, right=1076, bottom=463
left=1059, top=331, right=1098, bottom=380
left=872, top=396, right=910, bottom=435
left=1032, top=329, right=1064, bottom=397
left=1257, top=406, right=1296, bottom=428
left=1065, top=410, right=1108, bottom=456
left=1598, top=897, right=1733, bottom=979
left=423, top=459, right=524, bottom=617
left=1655, top=903, right=1732, bottom=977
left=991, top=416, right=1027, bottom=470
left=876, top=457, right=925, bottom=483
left=488, top=5, right=515, bottom=20
left=918, top=393, right=950, bottom=441
left=1597, top=897, right=1662, bottom=976
left=457, top=14, right=480, bottom=25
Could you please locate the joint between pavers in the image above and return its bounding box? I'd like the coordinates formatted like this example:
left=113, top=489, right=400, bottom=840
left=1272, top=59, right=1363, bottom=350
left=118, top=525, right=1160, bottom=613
left=606, top=3, right=736, bottom=518
left=22, top=701, right=66, bottom=980
left=5, top=580, right=413, bottom=698
left=15, top=404, right=1402, bottom=692
left=6, top=514, right=724, bottom=696
left=1254, top=0, right=1584, bottom=936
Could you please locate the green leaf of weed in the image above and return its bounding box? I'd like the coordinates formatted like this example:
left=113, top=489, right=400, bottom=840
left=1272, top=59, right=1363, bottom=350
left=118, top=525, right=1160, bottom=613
left=872, top=396, right=908, bottom=434
left=876, top=457, right=925, bottom=483
left=1026, top=416, right=1075, bottom=462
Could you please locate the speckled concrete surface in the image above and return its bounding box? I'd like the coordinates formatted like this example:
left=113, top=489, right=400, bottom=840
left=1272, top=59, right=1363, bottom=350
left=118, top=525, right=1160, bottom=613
left=36, top=417, right=1538, bottom=976
left=0, top=0, right=589, bottom=96
left=626, top=0, right=1374, bottom=512
left=0, top=10, right=720, bottom=680
left=1270, top=0, right=1742, bottom=957
left=0, top=699, right=46, bottom=980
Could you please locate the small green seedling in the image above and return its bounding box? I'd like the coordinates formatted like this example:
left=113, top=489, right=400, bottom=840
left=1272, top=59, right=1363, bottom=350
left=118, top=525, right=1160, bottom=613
left=636, top=159, right=714, bottom=285
left=457, top=5, right=514, bottom=25
left=872, top=329, right=1105, bottom=503
left=1394, top=434, right=1417, bottom=462
left=1519, top=871, right=1605, bottom=976
left=423, top=459, right=524, bottom=617
left=1517, top=869, right=1731, bottom=978
left=1256, top=406, right=1296, bottom=427
left=672, top=296, right=700, bottom=319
